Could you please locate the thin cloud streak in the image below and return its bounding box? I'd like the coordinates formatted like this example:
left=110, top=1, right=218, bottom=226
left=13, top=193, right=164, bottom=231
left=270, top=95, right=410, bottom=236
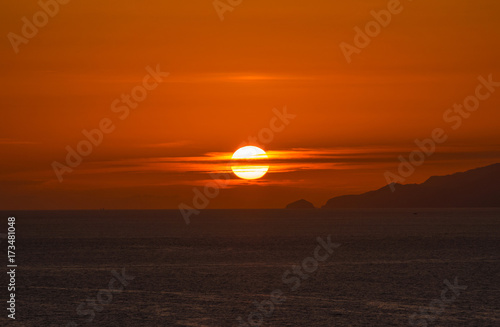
left=48, top=146, right=500, bottom=178
left=0, top=138, right=39, bottom=145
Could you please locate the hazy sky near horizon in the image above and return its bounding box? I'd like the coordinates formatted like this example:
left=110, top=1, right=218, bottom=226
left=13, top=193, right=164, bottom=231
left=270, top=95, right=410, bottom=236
left=1, top=0, right=500, bottom=209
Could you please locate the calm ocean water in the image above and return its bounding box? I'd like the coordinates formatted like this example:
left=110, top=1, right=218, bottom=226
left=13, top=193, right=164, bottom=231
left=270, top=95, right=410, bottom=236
left=1, top=209, right=499, bottom=326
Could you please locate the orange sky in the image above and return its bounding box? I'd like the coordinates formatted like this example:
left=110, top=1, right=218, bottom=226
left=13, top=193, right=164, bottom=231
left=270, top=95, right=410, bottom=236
left=1, top=0, right=500, bottom=209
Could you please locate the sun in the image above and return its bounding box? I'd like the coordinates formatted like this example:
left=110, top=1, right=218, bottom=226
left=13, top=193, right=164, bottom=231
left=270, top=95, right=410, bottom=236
left=231, top=146, right=269, bottom=180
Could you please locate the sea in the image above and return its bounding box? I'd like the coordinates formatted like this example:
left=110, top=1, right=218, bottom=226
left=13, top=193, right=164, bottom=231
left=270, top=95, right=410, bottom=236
left=0, top=208, right=498, bottom=326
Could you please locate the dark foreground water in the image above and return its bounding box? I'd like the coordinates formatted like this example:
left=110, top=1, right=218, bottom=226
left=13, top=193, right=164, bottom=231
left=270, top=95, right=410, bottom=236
left=0, top=209, right=499, bottom=326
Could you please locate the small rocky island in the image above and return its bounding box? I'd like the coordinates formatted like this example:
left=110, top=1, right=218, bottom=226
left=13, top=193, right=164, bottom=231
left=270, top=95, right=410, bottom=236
left=285, top=199, right=315, bottom=209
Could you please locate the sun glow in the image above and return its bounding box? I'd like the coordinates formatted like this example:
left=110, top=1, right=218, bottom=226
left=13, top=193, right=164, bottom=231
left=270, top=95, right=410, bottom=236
left=231, top=146, right=269, bottom=180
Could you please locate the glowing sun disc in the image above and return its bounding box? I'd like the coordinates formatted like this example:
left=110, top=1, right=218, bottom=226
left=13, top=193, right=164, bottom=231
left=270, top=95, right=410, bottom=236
left=231, top=146, right=269, bottom=180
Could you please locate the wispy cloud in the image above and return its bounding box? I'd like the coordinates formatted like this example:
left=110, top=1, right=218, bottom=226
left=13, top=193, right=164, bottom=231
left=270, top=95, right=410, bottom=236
left=62, top=146, right=500, bottom=180
left=0, top=138, right=38, bottom=145
left=19, top=145, right=495, bottom=193
left=142, top=140, right=192, bottom=148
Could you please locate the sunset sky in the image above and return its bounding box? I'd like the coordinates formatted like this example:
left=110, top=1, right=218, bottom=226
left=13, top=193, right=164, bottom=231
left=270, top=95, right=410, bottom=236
left=1, top=0, right=500, bottom=209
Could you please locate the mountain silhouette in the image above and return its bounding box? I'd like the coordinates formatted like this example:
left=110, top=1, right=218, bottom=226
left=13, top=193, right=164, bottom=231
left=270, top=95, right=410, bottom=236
left=322, top=163, right=500, bottom=208
left=285, top=199, right=315, bottom=209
